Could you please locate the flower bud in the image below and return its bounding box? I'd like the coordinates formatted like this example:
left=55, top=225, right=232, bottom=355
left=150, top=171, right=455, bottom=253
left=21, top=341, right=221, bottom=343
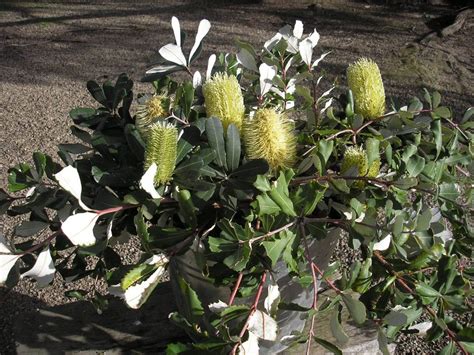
left=347, top=58, right=385, bottom=119
left=203, top=73, right=245, bottom=130
left=144, top=121, right=178, bottom=185
left=243, top=108, right=296, bottom=171
left=136, top=95, right=169, bottom=141
left=341, top=146, right=380, bottom=188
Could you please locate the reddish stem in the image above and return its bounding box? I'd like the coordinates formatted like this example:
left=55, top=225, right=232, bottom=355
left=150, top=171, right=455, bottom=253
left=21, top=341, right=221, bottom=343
left=228, top=272, right=243, bottom=306
left=16, top=231, right=60, bottom=255
left=230, top=272, right=267, bottom=355
left=312, top=263, right=342, bottom=294
left=97, top=204, right=138, bottom=216
left=301, top=227, right=319, bottom=354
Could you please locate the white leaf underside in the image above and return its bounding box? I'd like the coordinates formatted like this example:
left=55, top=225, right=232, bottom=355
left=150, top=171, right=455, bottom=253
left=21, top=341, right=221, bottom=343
left=206, top=54, right=216, bottom=80
left=248, top=310, right=278, bottom=341
left=189, top=19, right=211, bottom=63
left=61, top=212, right=99, bottom=246
left=0, top=235, right=20, bottom=285
left=140, top=163, right=161, bottom=199
left=238, top=331, right=259, bottom=355
left=159, top=43, right=187, bottom=67
left=171, top=16, right=181, bottom=47
left=264, top=284, right=280, bottom=316
left=124, top=265, right=166, bottom=309
left=373, top=234, right=392, bottom=251
left=22, top=247, right=55, bottom=287
left=259, top=63, right=277, bottom=97
left=55, top=165, right=92, bottom=211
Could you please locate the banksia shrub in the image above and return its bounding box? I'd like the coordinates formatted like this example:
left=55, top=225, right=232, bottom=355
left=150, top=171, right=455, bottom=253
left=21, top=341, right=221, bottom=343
left=136, top=95, right=169, bottom=141
left=203, top=73, right=245, bottom=130
left=341, top=146, right=380, bottom=188
left=144, top=121, right=178, bottom=185
left=243, top=108, right=296, bottom=171
left=347, top=58, right=385, bottom=119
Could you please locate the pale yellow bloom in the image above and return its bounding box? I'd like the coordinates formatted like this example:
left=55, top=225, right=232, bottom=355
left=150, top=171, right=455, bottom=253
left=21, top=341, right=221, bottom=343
left=243, top=108, right=296, bottom=172
left=203, top=73, right=245, bottom=130
left=347, top=58, right=385, bottom=119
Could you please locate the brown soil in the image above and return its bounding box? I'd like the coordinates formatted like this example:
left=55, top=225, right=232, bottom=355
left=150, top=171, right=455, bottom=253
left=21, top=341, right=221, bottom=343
left=0, top=0, right=472, bottom=353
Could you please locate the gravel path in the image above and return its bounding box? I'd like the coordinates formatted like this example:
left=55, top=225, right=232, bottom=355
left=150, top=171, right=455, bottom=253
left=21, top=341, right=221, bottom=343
left=1, top=1, right=472, bottom=353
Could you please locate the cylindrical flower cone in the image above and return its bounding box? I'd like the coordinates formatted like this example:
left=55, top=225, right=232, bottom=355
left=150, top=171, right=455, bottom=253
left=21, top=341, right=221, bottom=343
left=243, top=108, right=296, bottom=172
left=136, top=95, right=169, bottom=141
left=203, top=73, right=245, bottom=131
left=341, top=146, right=380, bottom=188
left=347, top=58, right=386, bottom=119
left=144, top=121, right=178, bottom=185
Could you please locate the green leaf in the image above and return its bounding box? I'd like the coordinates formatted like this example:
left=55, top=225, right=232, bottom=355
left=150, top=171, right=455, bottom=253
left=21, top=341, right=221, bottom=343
left=439, top=341, right=455, bottom=355
left=313, top=337, right=342, bottom=355
left=365, top=138, right=380, bottom=167
left=176, top=126, right=201, bottom=164
left=223, top=243, right=251, bottom=272
left=377, top=328, right=390, bottom=355
left=180, top=82, right=195, bottom=118
left=33, top=152, right=46, bottom=179
left=293, top=182, right=326, bottom=216
left=330, top=178, right=350, bottom=193
left=65, top=290, right=88, bottom=301
left=205, top=117, right=226, bottom=168
left=330, top=308, right=349, bottom=344
left=415, top=282, right=440, bottom=304
left=124, top=124, right=145, bottom=161
left=14, top=221, right=49, bottom=237
left=8, top=164, right=33, bottom=192
left=459, top=342, right=474, bottom=353
left=177, top=189, right=197, bottom=228
left=87, top=80, right=108, bottom=107
left=176, top=276, right=205, bottom=322
left=268, top=175, right=297, bottom=217
left=230, top=159, right=269, bottom=181
left=225, top=124, right=241, bottom=172
left=255, top=193, right=281, bottom=215
left=147, top=227, right=193, bottom=250
left=431, top=119, right=443, bottom=159
left=393, top=177, right=418, bottom=190
left=262, top=230, right=295, bottom=266
left=254, top=175, right=271, bottom=192
left=342, top=293, right=366, bottom=325
left=401, top=145, right=418, bottom=163
left=415, top=209, right=432, bottom=232
left=432, top=91, right=441, bottom=108
left=58, top=143, right=92, bottom=155
left=407, top=155, right=425, bottom=177
left=134, top=211, right=150, bottom=244
left=383, top=311, right=408, bottom=326
left=69, top=107, right=96, bottom=122
left=120, top=262, right=157, bottom=290
left=439, top=183, right=459, bottom=203
left=166, top=342, right=191, bottom=354
left=434, top=106, right=451, bottom=119
left=318, top=140, right=334, bottom=164
left=174, top=156, right=204, bottom=176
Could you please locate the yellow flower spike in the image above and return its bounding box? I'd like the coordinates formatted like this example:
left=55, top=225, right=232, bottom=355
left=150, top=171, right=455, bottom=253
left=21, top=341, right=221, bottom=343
left=243, top=108, right=297, bottom=172
left=341, top=146, right=380, bottom=188
left=144, top=121, right=178, bottom=185
left=136, top=95, right=168, bottom=141
left=347, top=58, right=386, bottom=119
left=203, top=73, right=245, bottom=130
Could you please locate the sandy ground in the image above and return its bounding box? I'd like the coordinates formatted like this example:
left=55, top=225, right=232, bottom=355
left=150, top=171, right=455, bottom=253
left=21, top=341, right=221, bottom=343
left=0, top=0, right=472, bottom=353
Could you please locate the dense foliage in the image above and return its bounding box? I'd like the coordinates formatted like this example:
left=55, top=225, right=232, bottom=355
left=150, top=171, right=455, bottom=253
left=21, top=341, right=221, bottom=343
left=1, top=18, right=473, bottom=354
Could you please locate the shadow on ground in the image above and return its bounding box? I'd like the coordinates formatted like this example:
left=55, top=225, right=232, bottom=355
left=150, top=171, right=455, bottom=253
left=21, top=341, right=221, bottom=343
left=10, top=282, right=185, bottom=354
